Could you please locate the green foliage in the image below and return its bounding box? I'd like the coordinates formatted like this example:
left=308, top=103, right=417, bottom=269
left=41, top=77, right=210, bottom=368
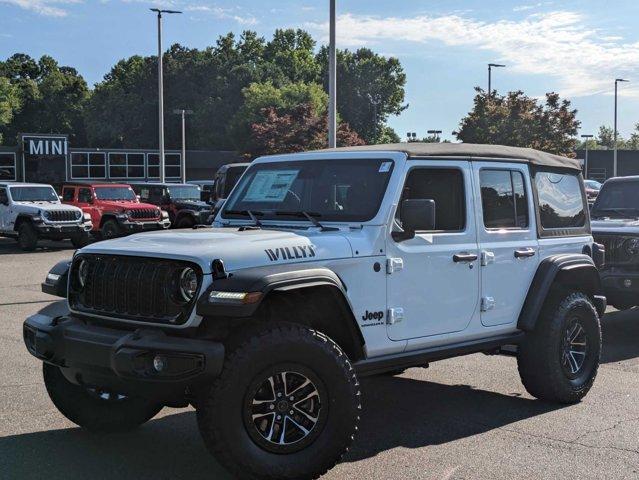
left=377, top=125, right=400, bottom=144
left=0, top=77, right=21, bottom=143
left=0, top=54, right=89, bottom=146
left=456, top=88, right=580, bottom=157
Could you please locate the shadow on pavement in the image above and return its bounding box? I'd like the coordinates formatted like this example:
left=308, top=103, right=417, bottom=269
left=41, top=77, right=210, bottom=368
left=0, top=377, right=562, bottom=479
left=601, top=307, right=639, bottom=364
left=0, top=238, right=76, bottom=254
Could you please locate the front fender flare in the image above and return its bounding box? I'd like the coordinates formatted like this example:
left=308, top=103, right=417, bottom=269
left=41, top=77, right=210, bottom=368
left=517, top=254, right=604, bottom=331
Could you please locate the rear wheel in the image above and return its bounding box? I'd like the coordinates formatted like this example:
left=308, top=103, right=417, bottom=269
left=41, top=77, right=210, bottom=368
left=43, top=363, right=162, bottom=433
left=518, top=291, right=601, bottom=404
left=196, top=323, right=360, bottom=480
left=176, top=216, right=195, bottom=229
left=17, top=222, right=38, bottom=251
left=101, top=219, right=121, bottom=240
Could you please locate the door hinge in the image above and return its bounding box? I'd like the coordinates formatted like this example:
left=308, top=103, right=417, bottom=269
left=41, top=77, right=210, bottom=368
left=387, top=307, right=404, bottom=325
left=387, top=257, right=404, bottom=274
left=481, top=250, right=495, bottom=266
left=481, top=296, right=496, bottom=312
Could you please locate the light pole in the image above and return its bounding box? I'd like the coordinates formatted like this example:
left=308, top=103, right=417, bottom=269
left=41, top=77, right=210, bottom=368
left=427, top=129, right=442, bottom=142
left=328, top=0, right=337, bottom=148
left=614, top=78, right=629, bottom=177
left=488, top=63, right=505, bottom=97
left=150, top=8, right=182, bottom=183
left=173, top=109, right=193, bottom=184
left=581, top=134, right=593, bottom=178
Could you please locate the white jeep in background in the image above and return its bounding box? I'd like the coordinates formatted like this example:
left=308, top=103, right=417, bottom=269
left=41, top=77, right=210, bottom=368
left=0, top=182, right=92, bottom=250
left=24, top=144, right=605, bottom=480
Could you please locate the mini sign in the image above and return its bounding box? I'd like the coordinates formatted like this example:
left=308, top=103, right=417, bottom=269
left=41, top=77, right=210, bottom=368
left=22, top=135, right=68, bottom=157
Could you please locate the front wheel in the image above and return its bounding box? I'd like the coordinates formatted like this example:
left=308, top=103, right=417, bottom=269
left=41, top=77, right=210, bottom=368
left=70, top=232, right=90, bottom=249
left=176, top=216, right=195, bottom=229
left=518, top=291, right=601, bottom=404
left=100, top=219, right=121, bottom=240
left=43, top=363, right=162, bottom=433
left=17, top=222, right=38, bottom=251
left=196, top=323, right=361, bottom=480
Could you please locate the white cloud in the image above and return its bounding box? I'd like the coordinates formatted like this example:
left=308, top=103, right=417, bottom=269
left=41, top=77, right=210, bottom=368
left=0, top=0, right=81, bottom=17
left=305, top=11, right=639, bottom=98
left=185, top=4, right=257, bottom=25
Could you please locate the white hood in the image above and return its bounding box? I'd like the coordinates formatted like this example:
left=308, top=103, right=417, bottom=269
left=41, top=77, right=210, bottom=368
left=14, top=201, right=82, bottom=215
left=79, top=227, right=354, bottom=273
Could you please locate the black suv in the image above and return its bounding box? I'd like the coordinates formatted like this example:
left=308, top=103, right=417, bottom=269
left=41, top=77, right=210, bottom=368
left=591, top=176, right=639, bottom=309
left=129, top=182, right=213, bottom=229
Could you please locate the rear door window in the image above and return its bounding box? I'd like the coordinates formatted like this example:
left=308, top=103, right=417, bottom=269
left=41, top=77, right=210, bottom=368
left=534, top=171, right=585, bottom=229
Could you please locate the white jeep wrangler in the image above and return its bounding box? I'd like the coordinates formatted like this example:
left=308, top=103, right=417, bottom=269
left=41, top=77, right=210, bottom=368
left=0, top=182, right=92, bottom=250
left=24, top=144, right=605, bottom=480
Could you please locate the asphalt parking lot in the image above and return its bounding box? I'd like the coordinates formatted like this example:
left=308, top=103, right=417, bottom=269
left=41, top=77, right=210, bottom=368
left=1, top=238, right=638, bottom=480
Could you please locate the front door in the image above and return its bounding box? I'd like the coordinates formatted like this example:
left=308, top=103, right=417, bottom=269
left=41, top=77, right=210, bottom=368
left=386, top=161, right=480, bottom=341
left=472, top=162, right=539, bottom=327
left=0, top=187, right=8, bottom=231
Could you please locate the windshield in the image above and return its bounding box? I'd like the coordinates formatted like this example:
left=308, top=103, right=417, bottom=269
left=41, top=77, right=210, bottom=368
left=222, top=159, right=394, bottom=222
left=585, top=180, right=602, bottom=190
left=95, top=186, right=137, bottom=201
left=10, top=186, right=58, bottom=202
left=592, top=182, right=639, bottom=218
left=167, top=185, right=201, bottom=200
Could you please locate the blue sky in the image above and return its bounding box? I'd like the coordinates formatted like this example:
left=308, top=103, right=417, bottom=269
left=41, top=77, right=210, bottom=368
left=1, top=0, right=639, bottom=143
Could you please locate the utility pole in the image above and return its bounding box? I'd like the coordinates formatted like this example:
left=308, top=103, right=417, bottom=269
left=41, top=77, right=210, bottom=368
left=614, top=78, right=629, bottom=177
left=173, top=109, right=193, bottom=183
left=581, top=134, right=594, bottom=179
left=150, top=8, right=181, bottom=183
left=328, top=0, right=337, bottom=148
left=488, top=63, right=505, bottom=97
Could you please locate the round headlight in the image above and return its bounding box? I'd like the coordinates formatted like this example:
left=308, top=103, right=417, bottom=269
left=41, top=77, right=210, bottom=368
left=624, top=238, right=639, bottom=256
left=178, top=267, right=198, bottom=302
left=125, top=210, right=133, bottom=217
left=78, top=259, right=89, bottom=288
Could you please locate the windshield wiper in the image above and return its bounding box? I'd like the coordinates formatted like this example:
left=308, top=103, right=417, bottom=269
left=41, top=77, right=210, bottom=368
left=275, top=211, right=339, bottom=231
left=225, top=209, right=264, bottom=228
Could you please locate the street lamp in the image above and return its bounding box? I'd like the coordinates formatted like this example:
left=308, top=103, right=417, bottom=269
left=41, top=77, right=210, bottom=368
left=328, top=0, right=337, bottom=148
left=581, top=134, right=594, bottom=178
left=488, top=63, right=506, bottom=97
left=173, top=109, right=193, bottom=184
left=614, top=78, right=629, bottom=177
left=150, top=8, right=182, bottom=183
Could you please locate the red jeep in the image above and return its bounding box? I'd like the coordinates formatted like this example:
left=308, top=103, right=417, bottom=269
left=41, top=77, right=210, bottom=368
left=61, top=182, right=171, bottom=239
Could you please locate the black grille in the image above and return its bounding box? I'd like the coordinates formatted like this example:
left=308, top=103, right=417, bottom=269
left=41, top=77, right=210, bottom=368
left=129, top=208, right=159, bottom=220
left=45, top=210, right=81, bottom=222
left=594, top=234, right=638, bottom=266
left=69, top=254, right=201, bottom=325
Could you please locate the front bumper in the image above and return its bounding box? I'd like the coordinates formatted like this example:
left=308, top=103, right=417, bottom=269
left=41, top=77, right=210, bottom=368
left=117, top=217, right=171, bottom=232
left=35, top=222, right=92, bottom=237
left=23, top=301, right=224, bottom=401
left=600, top=268, right=639, bottom=307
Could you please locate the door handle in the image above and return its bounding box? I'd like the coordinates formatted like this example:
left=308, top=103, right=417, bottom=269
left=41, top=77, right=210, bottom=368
left=514, top=248, right=536, bottom=259
left=453, top=252, right=478, bottom=263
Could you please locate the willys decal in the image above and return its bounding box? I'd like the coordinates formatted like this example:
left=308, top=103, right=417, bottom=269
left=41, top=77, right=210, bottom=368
left=265, top=245, right=316, bottom=262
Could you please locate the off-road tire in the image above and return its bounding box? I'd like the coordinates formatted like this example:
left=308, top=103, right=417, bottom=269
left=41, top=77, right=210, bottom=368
left=101, top=219, right=120, bottom=240
left=70, top=232, right=90, bottom=249
left=176, top=216, right=195, bottom=229
left=518, top=291, right=601, bottom=404
left=43, top=363, right=162, bottom=433
left=196, top=323, right=361, bottom=480
left=17, top=222, right=38, bottom=251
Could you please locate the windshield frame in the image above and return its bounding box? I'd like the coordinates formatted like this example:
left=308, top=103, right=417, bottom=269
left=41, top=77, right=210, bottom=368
left=9, top=185, right=59, bottom=203
left=220, top=156, right=397, bottom=225
left=94, top=186, right=137, bottom=201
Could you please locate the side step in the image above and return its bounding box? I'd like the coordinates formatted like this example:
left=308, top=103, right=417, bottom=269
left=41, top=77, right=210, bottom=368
left=354, top=332, right=525, bottom=377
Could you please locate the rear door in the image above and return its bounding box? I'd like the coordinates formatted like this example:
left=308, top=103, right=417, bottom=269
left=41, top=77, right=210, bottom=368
left=473, top=162, right=539, bottom=327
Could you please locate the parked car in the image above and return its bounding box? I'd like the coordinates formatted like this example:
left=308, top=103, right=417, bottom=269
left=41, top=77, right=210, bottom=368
left=25, top=144, right=605, bottom=480
left=62, top=182, right=170, bottom=240
left=212, top=162, right=250, bottom=213
left=0, top=182, right=91, bottom=250
left=591, top=176, right=639, bottom=309
left=188, top=180, right=216, bottom=205
left=585, top=179, right=602, bottom=203
left=129, top=182, right=213, bottom=228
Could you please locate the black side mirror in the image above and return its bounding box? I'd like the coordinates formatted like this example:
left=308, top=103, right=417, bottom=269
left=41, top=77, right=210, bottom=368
left=396, top=199, right=436, bottom=240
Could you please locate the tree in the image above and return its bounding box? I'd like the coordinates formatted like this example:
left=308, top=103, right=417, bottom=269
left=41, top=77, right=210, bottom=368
left=456, top=88, right=580, bottom=156
left=317, top=47, right=407, bottom=144
left=377, top=125, right=400, bottom=144
left=0, top=77, right=21, bottom=144
left=246, top=103, right=364, bottom=157
left=0, top=54, right=89, bottom=145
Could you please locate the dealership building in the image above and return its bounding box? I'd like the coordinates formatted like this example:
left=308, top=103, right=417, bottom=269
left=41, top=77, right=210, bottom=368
left=0, top=133, right=243, bottom=189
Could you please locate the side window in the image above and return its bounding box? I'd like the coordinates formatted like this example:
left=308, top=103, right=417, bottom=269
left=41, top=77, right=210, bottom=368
left=78, top=188, right=92, bottom=203
left=149, top=187, right=164, bottom=203
left=399, top=168, right=465, bottom=231
left=62, top=188, right=75, bottom=202
left=534, top=171, right=585, bottom=229
left=480, top=170, right=529, bottom=229
left=0, top=187, right=8, bottom=205
left=138, top=187, right=150, bottom=201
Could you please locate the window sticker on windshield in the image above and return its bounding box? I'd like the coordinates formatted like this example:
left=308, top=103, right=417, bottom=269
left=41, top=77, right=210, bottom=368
left=243, top=170, right=299, bottom=202
left=379, top=162, right=392, bottom=173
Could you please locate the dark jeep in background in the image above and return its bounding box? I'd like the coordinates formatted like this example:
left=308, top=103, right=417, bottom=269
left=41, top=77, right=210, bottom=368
left=591, top=176, right=639, bottom=310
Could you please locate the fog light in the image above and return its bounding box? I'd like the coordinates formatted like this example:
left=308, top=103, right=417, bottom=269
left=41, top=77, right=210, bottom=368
left=624, top=279, right=632, bottom=288
left=46, top=273, right=60, bottom=283
left=153, top=355, right=168, bottom=372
